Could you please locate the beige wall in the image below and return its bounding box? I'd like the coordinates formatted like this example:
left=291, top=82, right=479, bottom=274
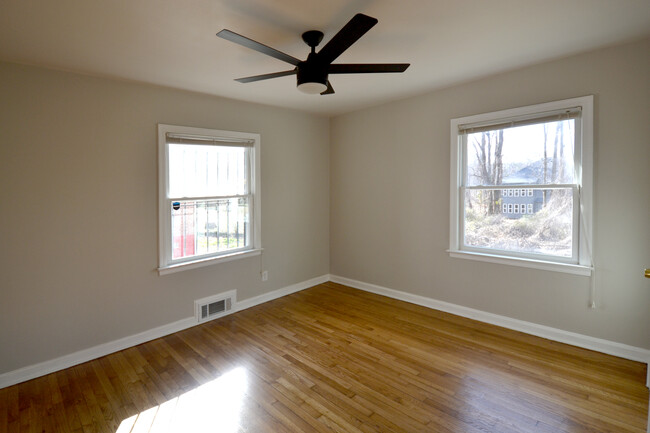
left=331, top=37, right=650, bottom=349
left=1, top=36, right=649, bottom=377
left=0, top=63, right=330, bottom=374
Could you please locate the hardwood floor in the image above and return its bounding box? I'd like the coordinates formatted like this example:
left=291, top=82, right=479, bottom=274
left=1, top=282, right=648, bottom=432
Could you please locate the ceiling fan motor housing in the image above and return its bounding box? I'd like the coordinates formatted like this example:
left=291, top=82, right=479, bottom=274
left=297, top=58, right=328, bottom=85
left=297, top=55, right=328, bottom=88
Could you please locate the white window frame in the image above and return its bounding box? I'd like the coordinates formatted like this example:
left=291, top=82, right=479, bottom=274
left=449, top=96, right=593, bottom=276
left=157, top=124, right=262, bottom=275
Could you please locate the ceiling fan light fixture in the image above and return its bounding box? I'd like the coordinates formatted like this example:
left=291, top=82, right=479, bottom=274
left=297, top=81, right=328, bottom=94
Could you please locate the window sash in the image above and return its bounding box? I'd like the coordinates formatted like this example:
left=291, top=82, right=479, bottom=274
left=460, top=186, right=580, bottom=263
left=167, top=143, right=251, bottom=199
left=168, top=196, right=253, bottom=264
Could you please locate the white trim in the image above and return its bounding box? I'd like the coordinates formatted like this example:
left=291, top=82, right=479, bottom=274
left=3, top=273, right=646, bottom=390
left=448, top=250, right=592, bottom=276
left=449, top=96, right=594, bottom=270
left=0, top=274, right=329, bottom=389
left=0, top=317, right=196, bottom=390
left=157, top=124, right=262, bottom=273
left=158, top=248, right=262, bottom=275
left=329, top=275, right=650, bottom=381
left=234, top=274, right=330, bottom=312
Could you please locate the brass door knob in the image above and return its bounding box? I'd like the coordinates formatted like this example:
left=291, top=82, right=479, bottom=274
left=645, top=268, right=650, bottom=278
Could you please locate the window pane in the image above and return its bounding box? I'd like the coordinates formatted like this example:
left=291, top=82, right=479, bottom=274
left=464, top=188, right=573, bottom=258
left=171, top=197, right=250, bottom=260
left=466, top=119, right=575, bottom=187
left=169, top=144, right=248, bottom=198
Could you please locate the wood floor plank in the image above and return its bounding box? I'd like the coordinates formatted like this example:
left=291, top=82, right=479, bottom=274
left=1, top=283, right=648, bottom=432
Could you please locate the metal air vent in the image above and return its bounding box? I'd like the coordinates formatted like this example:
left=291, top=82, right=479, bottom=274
left=195, top=290, right=236, bottom=323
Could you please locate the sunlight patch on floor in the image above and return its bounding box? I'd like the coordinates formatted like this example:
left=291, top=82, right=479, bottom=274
left=116, top=367, right=248, bottom=433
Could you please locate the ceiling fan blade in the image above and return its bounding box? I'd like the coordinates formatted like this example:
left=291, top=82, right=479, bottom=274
left=320, top=81, right=335, bottom=95
left=317, top=14, right=378, bottom=64
left=235, top=70, right=297, bottom=83
left=329, top=63, right=410, bottom=74
left=217, top=29, right=301, bottom=66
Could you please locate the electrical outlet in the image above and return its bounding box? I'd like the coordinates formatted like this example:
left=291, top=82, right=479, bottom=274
left=261, top=270, right=268, bottom=281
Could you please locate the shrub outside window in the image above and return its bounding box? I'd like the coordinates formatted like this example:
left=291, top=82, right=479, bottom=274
left=449, top=96, right=593, bottom=275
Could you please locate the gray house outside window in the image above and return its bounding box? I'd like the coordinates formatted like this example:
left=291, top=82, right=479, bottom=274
left=501, top=162, right=544, bottom=219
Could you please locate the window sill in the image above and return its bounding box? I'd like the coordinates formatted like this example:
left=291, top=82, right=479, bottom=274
left=447, top=250, right=592, bottom=276
left=158, top=248, right=262, bottom=276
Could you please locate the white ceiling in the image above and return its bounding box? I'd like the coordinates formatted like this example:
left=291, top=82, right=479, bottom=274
left=1, top=0, right=649, bottom=116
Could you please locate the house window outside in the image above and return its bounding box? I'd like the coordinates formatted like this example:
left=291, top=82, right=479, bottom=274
left=449, top=96, right=593, bottom=274
left=158, top=124, right=261, bottom=274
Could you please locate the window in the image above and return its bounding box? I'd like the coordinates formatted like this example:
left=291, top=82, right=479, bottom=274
left=158, top=124, right=261, bottom=274
left=449, top=96, right=593, bottom=275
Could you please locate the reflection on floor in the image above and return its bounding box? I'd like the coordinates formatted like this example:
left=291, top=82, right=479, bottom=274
left=116, top=367, right=247, bottom=432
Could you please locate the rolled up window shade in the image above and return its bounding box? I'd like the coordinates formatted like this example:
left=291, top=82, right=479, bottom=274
left=458, top=107, right=581, bottom=135
left=166, top=133, right=254, bottom=147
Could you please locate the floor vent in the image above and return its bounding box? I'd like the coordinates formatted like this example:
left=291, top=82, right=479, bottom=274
left=195, top=290, right=236, bottom=323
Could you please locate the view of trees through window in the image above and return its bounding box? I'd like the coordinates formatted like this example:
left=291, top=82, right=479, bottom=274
left=464, top=119, right=576, bottom=258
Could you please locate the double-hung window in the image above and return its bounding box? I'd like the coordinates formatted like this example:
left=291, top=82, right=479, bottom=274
left=449, top=96, right=593, bottom=275
left=158, top=124, right=261, bottom=274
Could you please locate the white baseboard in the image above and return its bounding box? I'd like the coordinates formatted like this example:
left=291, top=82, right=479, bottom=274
left=0, top=274, right=330, bottom=389
left=329, top=274, right=650, bottom=388
left=0, top=316, right=197, bottom=390
left=235, top=274, right=330, bottom=312
left=2, top=273, right=647, bottom=390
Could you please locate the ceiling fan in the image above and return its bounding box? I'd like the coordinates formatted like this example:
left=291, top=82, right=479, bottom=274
left=217, top=13, right=410, bottom=95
